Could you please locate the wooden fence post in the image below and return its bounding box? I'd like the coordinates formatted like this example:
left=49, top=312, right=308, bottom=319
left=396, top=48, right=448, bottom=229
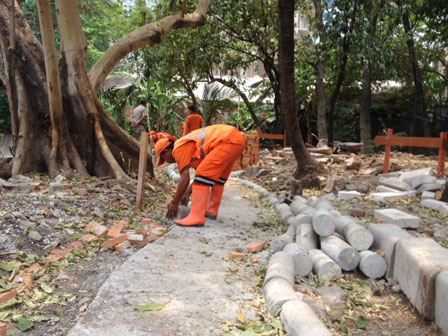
left=383, top=128, right=393, bottom=174
left=438, top=132, right=447, bottom=177
left=136, top=132, right=149, bottom=211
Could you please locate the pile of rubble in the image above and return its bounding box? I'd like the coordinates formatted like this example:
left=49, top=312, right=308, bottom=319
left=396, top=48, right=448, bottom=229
left=235, top=164, right=448, bottom=335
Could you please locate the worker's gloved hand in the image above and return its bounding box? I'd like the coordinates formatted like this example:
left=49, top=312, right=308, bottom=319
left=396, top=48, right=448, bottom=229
left=166, top=201, right=179, bottom=219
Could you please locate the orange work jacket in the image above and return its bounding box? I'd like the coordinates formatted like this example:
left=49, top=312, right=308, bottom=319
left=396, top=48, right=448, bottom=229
left=173, top=124, right=243, bottom=168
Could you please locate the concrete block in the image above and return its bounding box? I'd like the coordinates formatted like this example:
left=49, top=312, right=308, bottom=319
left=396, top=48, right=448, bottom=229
left=409, top=175, right=437, bottom=189
left=399, top=167, right=433, bottom=183
left=376, top=185, right=401, bottom=193
left=280, top=300, right=332, bottom=336
left=320, top=235, right=360, bottom=271
left=435, top=270, right=448, bottom=335
left=417, top=183, right=444, bottom=193
left=312, top=209, right=335, bottom=237
left=421, top=199, right=448, bottom=215
left=270, top=234, right=294, bottom=253
left=374, top=208, right=420, bottom=229
left=338, top=190, right=362, bottom=201
left=394, top=238, right=448, bottom=319
left=287, top=214, right=312, bottom=227
left=379, top=176, right=413, bottom=191
left=370, top=191, right=411, bottom=201
left=264, top=278, right=299, bottom=316
left=368, top=223, right=413, bottom=279
left=421, top=191, right=436, bottom=200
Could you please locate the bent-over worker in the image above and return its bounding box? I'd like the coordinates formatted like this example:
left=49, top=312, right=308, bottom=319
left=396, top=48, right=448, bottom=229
left=155, top=124, right=246, bottom=227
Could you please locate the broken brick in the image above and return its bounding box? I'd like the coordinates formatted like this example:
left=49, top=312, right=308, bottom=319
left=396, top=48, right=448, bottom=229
left=101, top=234, right=128, bottom=249
left=27, top=263, right=44, bottom=274
left=80, top=234, right=98, bottom=243
left=137, top=227, right=151, bottom=236
left=120, top=198, right=132, bottom=207
left=0, top=289, right=17, bottom=305
left=251, top=257, right=259, bottom=264
left=115, top=240, right=130, bottom=252
left=50, top=247, right=73, bottom=257
left=151, top=227, right=166, bottom=237
left=86, top=220, right=101, bottom=231
left=92, top=224, right=108, bottom=237
left=136, top=234, right=157, bottom=249
left=107, top=222, right=124, bottom=238
left=230, top=251, right=245, bottom=260
left=141, top=218, right=152, bottom=224
left=128, top=234, right=144, bottom=245
left=246, top=240, right=267, bottom=254
left=350, top=209, right=366, bottom=217
left=70, top=240, right=84, bottom=249
left=14, top=273, right=33, bottom=291
left=77, top=188, right=88, bottom=196
left=118, top=220, right=130, bottom=227
left=0, top=322, right=8, bottom=336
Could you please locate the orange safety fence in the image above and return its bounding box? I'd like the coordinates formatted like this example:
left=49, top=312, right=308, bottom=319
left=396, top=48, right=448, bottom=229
left=375, top=128, right=448, bottom=177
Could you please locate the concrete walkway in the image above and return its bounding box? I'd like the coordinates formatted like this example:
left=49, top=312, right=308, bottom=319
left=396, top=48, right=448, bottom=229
left=68, top=181, right=272, bottom=336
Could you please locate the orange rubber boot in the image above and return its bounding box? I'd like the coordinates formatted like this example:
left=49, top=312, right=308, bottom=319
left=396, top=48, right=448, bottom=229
left=206, top=184, right=225, bottom=220
left=175, top=184, right=210, bottom=227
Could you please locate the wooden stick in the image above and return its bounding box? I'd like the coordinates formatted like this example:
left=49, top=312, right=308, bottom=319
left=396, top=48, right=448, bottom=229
left=136, top=132, right=149, bottom=211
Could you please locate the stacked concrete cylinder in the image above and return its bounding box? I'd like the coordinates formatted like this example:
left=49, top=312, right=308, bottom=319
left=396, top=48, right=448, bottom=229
left=272, top=195, right=385, bottom=283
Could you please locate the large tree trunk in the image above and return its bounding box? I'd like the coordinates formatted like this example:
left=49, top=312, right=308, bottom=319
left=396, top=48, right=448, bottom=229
left=328, top=0, right=358, bottom=147
left=313, top=0, right=327, bottom=140
left=360, top=0, right=384, bottom=147
left=278, top=0, right=316, bottom=178
left=402, top=10, right=431, bottom=137
left=0, top=0, right=211, bottom=179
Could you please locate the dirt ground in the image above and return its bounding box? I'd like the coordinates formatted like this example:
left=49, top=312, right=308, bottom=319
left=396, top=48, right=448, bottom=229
left=0, top=149, right=447, bottom=335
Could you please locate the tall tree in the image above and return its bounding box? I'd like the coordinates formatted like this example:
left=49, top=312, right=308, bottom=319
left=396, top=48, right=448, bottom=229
left=278, top=0, right=317, bottom=179
left=0, top=0, right=210, bottom=179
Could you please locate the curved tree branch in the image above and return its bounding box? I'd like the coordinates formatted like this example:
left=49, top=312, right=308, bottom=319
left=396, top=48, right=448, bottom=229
left=89, top=0, right=211, bottom=92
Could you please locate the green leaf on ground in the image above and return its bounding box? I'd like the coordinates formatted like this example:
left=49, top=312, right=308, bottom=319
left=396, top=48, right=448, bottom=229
left=134, top=302, right=165, bottom=312
left=40, top=283, right=54, bottom=294
left=16, top=316, right=34, bottom=331
left=357, top=315, right=367, bottom=329
left=0, top=263, right=15, bottom=272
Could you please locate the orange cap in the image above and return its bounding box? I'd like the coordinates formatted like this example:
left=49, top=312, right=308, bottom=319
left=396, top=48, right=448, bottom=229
left=154, top=138, right=172, bottom=166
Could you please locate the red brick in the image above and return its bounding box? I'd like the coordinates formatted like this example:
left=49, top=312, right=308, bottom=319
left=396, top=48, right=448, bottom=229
left=115, top=240, right=130, bottom=252
left=80, top=234, right=98, bottom=243
left=107, top=223, right=124, bottom=238
left=0, top=289, right=17, bottom=305
left=350, top=209, right=366, bottom=217
left=50, top=247, right=73, bottom=257
left=120, top=198, right=132, bottom=207
left=141, top=218, right=152, bottom=224
left=251, top=257, right=259, bottom=264
left=47, top=254, right=64, bottom=262
left=14, top=273, right=33, bottom=291
left=230, top=251, right=245, bottom=260
left=77, top=188, right=88, bottom=196
left=136, top=234, right=157, bottom=249
left=151, top=227, right=166, bottom=237
left=137, top=227, right=151, bottom=236
left=101, top=234, right=128, bottom=249
left=246, top=240, right=267, bottom=254
left=27, top=263, right=44, bottom=274
left=70, top=240, right=84, bottom=249
left=86, top=221, right=100, bottom=231
left=92, top=224, right=108, bottom=237
left=118, top=220, right=130, bottom=227
left=0, top=322, right=8, bottom=336
left=128, top=234, right=144, bottom=246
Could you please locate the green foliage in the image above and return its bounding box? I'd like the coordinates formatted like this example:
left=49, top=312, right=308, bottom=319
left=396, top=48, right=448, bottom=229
left=0, top=92, right=11, bottom=134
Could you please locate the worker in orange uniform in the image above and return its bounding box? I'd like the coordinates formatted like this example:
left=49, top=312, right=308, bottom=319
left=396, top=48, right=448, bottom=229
left=182, top=105, right=203, bottom=136
left=149, top=131, right=177, bottom=144
left=155, top=124, right=246, bottom=227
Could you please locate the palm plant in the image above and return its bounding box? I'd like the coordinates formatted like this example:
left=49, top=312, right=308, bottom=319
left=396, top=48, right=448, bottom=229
left=200, top=82, right=236, bottom=125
